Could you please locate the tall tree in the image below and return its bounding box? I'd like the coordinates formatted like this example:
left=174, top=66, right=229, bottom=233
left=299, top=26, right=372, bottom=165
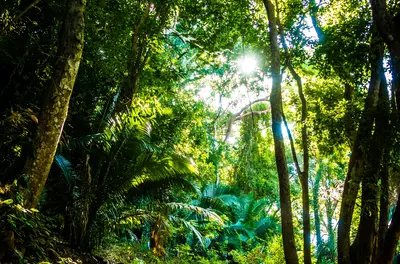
left=114, top=0, right=172, bottom=113
left=337, top=25, right=384, bottom=264
left=275, top=3, right=311, bottom=262
left=21, top=0, right=86, bottom=208
left=262, top=0, right=299, bottom=263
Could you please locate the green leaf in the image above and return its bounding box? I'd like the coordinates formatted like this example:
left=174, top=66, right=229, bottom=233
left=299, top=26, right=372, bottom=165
left=2, top=199, right=13, bottom=205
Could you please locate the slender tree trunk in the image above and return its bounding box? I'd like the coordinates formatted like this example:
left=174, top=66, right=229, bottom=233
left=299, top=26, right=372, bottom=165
left=288, top=63, right=311, bottom=264
left=372, top=161, right=389, bottom=264
left=313, top=164, right=323, bottom=263
left=114, top=5, right=150, bottom=113
left=273, top=2, right=310, bottom=261
left=263, top=1, right=298, bottom=263
left=308, top=0, right=325, bottom=42
left=377, top=191, right=400, bottom=264
left=21, top=0, right=86, bottom=208
left=114, top=1, right=171, bottom=113
left=326, top=195, right=335, bottom=256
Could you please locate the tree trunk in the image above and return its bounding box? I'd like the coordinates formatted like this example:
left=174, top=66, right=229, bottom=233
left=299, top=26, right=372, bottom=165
left=114, top=1, right=171, bottom=113
left=21, top=0, right=86, bottom=208
left=288, top=63, right=311, bottom=264
left=352, top=54, right=389, bottom=264
left=372, top=161, right=389, bottom=264
left=377, top=191, right=400, bottom=264
left=337, top=26, right=382, bottom=264
left=114, top=5, right=150, bottom=113
left=369, top=0, right=400, bottom=112
left=326, top=193, right=335, bottom=257
left=262, top=1, right=299, bottom=263
left=313, top=163, right=323, bottom=263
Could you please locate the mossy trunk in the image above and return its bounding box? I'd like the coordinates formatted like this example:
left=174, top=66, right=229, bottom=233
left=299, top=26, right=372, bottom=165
left=22, top=0, right=86, bottom=208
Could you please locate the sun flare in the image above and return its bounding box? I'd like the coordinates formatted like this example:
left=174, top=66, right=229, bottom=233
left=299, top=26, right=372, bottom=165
left=239, top=56, right=258, bottom=74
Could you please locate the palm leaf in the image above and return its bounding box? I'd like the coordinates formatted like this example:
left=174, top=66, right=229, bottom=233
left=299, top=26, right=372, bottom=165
left=54, top=154, right=75, bottom=185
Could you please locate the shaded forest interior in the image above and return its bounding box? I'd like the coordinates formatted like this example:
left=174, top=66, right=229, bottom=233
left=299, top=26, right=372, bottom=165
left=0, top=0, right=400, bottom=263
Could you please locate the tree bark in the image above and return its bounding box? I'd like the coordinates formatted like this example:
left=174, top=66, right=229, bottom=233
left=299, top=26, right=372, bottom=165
left=369, top=0, right=400, bottom=112
left=313, top=163, right=323, bottom=263
left=114, top=0, right=171, bottom=113
left=352, top=54, right=389, bottom=264
left=326, top=189, right=335, bottom=257
left=376, top=191, right=400, bottom=264
left=288, top=63, right=311, bottom=264
left=21, top=0, right=86, bottom=208
left=263, top=0, right=299, bottom=263
left=337, top=26, right=382, bottom=264
left=372, top=161, right=389, bottom=264
left=114, top=4, right=151, bottom=113
left=275, top=3, right=310, bottom=260
left=308, top=0, right=325, bottom=43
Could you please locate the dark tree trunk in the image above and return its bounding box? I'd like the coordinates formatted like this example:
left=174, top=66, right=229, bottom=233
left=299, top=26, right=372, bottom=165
left=372, top=162, right=389, bottom=264
left=352, top=54, right=389, bottom=264
left=337, top=26, right=382, bottom=264
left=377, top=192, right=400, bottom=264
left=263, top=0, right=299, bottom=263
left=21, top=0, right=86, bottom=208
left=369, top=0, right=400, bottom=112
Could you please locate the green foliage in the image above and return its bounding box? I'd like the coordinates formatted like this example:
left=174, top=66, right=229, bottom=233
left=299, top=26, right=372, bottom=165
left=95, top=242, right=161, bottom=264
left=2, top=0, right=400, bottom=263
left=0, top=181, right=58, bottom=263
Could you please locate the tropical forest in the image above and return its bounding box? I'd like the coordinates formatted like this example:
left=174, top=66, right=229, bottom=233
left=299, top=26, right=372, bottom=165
left=0, top=0, right=400, bottom=263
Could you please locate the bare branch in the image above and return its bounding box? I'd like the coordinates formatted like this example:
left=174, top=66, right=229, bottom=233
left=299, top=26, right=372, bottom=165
left=235, top=110, right=269, bottom=120
left=223, top=98, right=268, bottom=143
left=15, top=0, right=41, bottom=21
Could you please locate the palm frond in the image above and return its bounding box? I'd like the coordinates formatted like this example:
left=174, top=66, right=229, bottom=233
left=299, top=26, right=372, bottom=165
left=60, top=133, right=103, bottom=152
left=54, top=154, right=75, bottom=185
left=169, top=216, right=205, bottom=248
left=202, top=184, right=240, bottom=197
left=165, top=202, right=224, bottom=226
left=129, top=177, right=195, bottom=199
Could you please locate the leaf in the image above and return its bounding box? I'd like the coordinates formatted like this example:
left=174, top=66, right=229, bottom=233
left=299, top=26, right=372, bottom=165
left=30, top=114, right=38, bottom=124
left=2, top=199, right=13, bottom=205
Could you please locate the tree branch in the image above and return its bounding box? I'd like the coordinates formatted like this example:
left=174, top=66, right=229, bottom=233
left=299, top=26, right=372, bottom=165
left=223, top=98, right=268, bottom=143
left=15, top=0, right=41, bottom=21
left=308, top=0, right=326, bottom=42
left=275, top=1, right=307, bottom=181
left=282, top=111, right=302, bottom=179
left=235, top=110, right=269, bottom=120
